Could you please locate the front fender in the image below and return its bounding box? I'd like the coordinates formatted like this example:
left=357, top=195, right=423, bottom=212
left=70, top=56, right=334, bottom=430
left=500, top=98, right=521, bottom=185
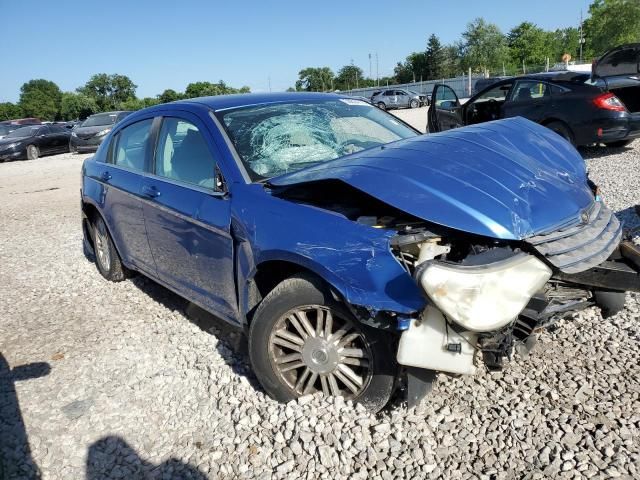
left=233, top=185, right=426, bottom=319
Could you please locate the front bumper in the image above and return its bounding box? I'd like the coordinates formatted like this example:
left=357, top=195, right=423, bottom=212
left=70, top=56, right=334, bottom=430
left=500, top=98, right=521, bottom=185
left=0, top=148, right=24, bottom=161
left=70, top=135, right=105, bottom=152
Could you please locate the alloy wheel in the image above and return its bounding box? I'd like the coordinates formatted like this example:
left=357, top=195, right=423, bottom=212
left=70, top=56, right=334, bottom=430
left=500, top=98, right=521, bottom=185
left=94, top=220, right=112, bottom=271
left=268, top=306, right=373, bottom=398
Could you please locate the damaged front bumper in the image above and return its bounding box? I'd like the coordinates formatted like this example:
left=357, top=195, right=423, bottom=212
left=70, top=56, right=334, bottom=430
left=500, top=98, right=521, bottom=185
left=394, top=239, right=640, bottom=406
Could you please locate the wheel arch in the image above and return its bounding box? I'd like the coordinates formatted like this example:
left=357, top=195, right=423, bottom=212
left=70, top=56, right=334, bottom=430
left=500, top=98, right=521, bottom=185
left=81, top=198, right=130, bottom=269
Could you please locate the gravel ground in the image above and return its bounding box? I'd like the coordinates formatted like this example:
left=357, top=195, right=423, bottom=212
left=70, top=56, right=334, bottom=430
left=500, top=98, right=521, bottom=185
left=1, top=139, right=639, bottom=480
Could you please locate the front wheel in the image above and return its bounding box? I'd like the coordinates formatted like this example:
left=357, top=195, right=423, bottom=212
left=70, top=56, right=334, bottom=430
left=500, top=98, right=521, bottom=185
left=249, top=274, right=397, bottom=412
left=26, top=144, right=39, bottom=160
left=377, top=102, right=386, bottom=111
left=410, top=99, right=419, bottom=108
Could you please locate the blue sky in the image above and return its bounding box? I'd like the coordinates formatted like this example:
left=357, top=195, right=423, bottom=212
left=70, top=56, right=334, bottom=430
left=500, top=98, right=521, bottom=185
left=1, top=0, right=590, bottom=102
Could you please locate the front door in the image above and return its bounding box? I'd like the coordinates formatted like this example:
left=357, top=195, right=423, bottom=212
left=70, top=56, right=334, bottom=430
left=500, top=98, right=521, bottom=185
left=428, top=85, right=463, bottom=132
left=141, top=113, right=237, bottom=322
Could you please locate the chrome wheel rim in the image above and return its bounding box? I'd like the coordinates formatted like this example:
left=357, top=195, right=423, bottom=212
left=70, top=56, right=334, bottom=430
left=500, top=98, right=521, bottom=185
left=94, top=221, right=111, bottom=271
left=28, top=145, right=37, bottom=158
left=268, top=306, right=373, bottom=398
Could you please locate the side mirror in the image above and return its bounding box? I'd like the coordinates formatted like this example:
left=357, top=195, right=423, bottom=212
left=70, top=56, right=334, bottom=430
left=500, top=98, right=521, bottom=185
left=440, top=100, right=458, bottom=110
left=213, top=164, right=228, bottom=196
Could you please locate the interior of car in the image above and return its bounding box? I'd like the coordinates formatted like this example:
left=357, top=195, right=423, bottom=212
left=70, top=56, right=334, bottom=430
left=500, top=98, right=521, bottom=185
left=465, top=83, right=513, bottom=125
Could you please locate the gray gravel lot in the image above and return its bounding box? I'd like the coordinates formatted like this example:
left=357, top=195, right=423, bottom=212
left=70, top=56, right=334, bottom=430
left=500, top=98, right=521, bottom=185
left=1, top=137, right=639, bottom=479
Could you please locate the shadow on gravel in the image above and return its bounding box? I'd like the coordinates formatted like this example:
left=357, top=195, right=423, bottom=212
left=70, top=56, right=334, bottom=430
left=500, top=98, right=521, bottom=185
left=0, top=353, right=50, bottom=479
left=86, top=436, right=207, bottom=480
left=129, top=276, right=262, bottom=390
left=616, top=205, right=640, bottom=232
left=579, top=144, right=635, bottom=160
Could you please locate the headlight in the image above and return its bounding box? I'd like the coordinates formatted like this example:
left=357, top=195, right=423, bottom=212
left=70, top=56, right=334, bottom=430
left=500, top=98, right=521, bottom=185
left=97, top=128, right=110, bottom=136
left=2, top=142, right=19, bottom=149
left=418, top=254, right=551, bottom=332
left=71, top=132, right=78, bottom=137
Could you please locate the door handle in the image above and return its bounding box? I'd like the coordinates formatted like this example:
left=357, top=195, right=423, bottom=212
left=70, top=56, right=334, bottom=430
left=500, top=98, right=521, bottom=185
left=100, top=171, right=112, bottom=181
left=142, top=185, right=161, bottom=198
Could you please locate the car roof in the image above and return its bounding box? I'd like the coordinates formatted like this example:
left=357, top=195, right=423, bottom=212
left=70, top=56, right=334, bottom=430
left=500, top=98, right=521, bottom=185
left=172, top=92, right=354, bottom=111
left=88, top=110, right=130, bottom=116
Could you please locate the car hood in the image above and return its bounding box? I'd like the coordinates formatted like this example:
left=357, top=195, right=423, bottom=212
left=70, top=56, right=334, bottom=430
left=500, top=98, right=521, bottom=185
left=269, top=117, right=594, bottom=240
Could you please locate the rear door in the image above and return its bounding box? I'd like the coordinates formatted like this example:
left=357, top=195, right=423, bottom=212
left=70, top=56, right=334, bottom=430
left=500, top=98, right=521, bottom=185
left=427, top=84, right=463, bottom=132
left=396, top=90, right=409, bottom=107
left=95, top=117, right=157, bottom=274
left=502, top=80, right=552, bottom=123
left=141, top=112, right=237, bottom=322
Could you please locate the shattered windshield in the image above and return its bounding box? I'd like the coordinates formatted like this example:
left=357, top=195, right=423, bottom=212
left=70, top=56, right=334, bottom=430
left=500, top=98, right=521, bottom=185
left=217, top=99, right=418, bottom=180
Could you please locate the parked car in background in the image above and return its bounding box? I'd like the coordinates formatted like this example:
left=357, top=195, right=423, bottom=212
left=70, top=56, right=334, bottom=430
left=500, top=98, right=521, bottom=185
left=81, top=92, right=639, bottom=411
left=472, top=76, right=512, bottom=95
left=0, top=123, right=26, bottom=139
left=371, top=89, right=428, bottom=110
left=0, top=117, right=42, bottom=126
left=429, top=43, right=640, bottom=147
left=0, top=124, right=70, bottom=161
left=70, top=111, right=131, bottom=153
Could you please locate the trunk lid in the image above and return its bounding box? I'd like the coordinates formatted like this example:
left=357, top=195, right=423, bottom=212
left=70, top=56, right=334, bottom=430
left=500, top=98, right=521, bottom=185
left=269, top=117, right=594, bottom=241
left=593, top=43, right=640, bottom=80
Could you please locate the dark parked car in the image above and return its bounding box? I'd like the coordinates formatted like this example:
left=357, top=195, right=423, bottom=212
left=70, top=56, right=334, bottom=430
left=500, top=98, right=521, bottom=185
left=0, top=123, right=26, bottom=139
left=0, top=124, right=70, bottom=161
left=70, top=111, right=131, bottom=153
left=371, top=89, right=428, bottom=110
left=428, top=44, right=640, bottom=147
left=81, top=92, right=640, bottom=410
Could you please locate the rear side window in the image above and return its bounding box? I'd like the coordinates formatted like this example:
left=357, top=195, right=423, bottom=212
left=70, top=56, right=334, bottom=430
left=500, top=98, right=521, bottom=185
left=154, top=118, right=215, bottom=189
left=112, top=119, right=153, bottom=171
left=511, top=81, right=550, bottom=102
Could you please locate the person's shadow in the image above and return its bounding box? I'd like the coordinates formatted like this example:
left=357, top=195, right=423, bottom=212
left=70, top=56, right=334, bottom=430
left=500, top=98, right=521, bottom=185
left=0, top=353, right=50, bottom=479
left=86, top=436, right=208, bottom=480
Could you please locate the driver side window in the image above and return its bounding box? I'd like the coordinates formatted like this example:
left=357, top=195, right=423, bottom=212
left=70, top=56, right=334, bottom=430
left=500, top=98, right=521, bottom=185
left=475, top=83, right=513, bottom=103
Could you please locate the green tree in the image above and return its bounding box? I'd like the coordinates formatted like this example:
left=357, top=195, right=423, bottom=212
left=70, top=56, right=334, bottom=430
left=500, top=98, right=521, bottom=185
left=584, top=0, right=640, bottom=57
left=460, top=18, right=509, bottom=75
left=548, top=27, right=580, bottom=63
left=60, top=92, right=99, bottom=120
left=18, top=79, right=62, bottom=120
left=441, top=44, right=463, bottom=78
left=507, top=22, right=550, bottom=68
left=184, top=81, right=249, bottom=98
left=425, top=34, right=445, bottom=79
left=120, top=97, right=160, bottom=111
left=335, top=65, right=365, bottom=90
left=295, top=67, right=335, bottom=91
left=157, top=89, right=182, bottom=103
left=0, top=102, right=23, bottom=121
left=78, top=73, right=137, bottom=110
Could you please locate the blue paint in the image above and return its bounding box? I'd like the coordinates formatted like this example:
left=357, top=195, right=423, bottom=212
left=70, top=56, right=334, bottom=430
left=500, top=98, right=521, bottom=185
left=81, top=93, right=593, bottom=325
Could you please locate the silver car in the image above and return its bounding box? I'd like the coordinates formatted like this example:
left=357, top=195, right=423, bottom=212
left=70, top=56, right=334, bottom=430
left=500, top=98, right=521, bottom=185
left=370, top=89, right=427, bottom=110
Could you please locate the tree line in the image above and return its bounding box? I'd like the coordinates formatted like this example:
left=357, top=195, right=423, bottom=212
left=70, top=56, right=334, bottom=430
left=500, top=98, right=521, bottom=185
left=0, top=74, right=250, bottom=121
left=293, top=0, right=640, bottom=91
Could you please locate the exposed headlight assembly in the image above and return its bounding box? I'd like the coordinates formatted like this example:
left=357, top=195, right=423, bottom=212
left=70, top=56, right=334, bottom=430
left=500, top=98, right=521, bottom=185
left=417, top=253, right=552, bottom=332
left=71, top=131, right=78, bottom=137
left=97, top=128, right=111, bottom=136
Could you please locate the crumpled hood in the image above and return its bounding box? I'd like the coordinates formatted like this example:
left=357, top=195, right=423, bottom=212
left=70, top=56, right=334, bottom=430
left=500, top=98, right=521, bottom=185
left=269, top=117, right=594, bottom=240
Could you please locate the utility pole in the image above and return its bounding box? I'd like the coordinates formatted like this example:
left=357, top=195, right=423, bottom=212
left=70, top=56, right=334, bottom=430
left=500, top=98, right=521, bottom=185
left=368, top=53, right=372, bottom=80
left=579, top=10, right=585, bottom=63
left=376, top=52, right=379, bottom=87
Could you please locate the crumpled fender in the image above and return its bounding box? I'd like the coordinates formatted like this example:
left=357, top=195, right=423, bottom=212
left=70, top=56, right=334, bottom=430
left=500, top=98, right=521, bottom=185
left=232, top=185, right=425, bottom=319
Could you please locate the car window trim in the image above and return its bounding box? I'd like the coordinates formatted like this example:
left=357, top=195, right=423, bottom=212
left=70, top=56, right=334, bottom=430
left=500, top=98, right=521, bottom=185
left=150, top=114, right=229, bottom=195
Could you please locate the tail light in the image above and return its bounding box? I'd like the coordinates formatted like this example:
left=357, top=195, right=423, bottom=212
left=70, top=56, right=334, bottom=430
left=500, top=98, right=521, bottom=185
left=593, top=92, right=627, bottom=112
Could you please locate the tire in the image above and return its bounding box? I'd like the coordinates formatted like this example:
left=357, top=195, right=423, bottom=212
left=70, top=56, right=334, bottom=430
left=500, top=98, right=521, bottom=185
left=377, top=102, right=386, bottom=111
left=249, top=273, right=397, bottom=412
left=92, top=215, right=127, bottom=282
left=410, top=99, right=419, bottom=108
left=26, top=144, right=39, bottom=160
left=68, top=143, right=76, bottom=154
left=604, top=139, right=633, bottom=148
left=545, top=121, right=574, bottom=145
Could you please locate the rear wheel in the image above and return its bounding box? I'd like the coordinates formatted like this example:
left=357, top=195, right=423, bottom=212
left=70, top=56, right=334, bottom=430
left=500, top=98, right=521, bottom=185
left=410, top=99, right=419, bottom=108
left=377, top=102, right=386, bottom=111
left=92, top=215, right=127, bottom=282
left=545, top=121, right=574, bottom=145
left=249, top=273, right=397, bottom=412
left=26, top=144, right=39, bottom=160
left=604, top=139, right=633, bottom=148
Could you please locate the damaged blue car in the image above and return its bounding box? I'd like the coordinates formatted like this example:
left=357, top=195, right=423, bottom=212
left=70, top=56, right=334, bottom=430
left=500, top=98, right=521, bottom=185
left=81, top=93, right=640, bottom=411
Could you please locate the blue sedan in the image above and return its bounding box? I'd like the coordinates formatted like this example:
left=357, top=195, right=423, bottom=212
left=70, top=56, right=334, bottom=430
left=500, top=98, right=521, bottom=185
left=81, top=92, right=640, bottom=410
